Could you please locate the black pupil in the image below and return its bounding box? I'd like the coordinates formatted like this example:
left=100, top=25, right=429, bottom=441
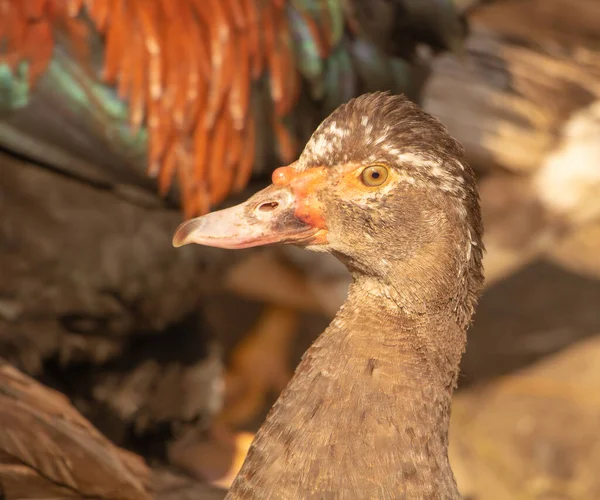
left=371, top=171, right=380, bottom=179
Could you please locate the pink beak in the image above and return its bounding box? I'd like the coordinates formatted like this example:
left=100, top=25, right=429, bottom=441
left=173, top=184, right=320, bottom=250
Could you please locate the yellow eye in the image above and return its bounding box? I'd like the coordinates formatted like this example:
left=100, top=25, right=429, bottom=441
left=360, top=165, right=388, bottom=187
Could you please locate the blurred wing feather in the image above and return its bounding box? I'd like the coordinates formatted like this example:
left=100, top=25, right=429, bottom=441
left=0, top=362, right=150, bottom=499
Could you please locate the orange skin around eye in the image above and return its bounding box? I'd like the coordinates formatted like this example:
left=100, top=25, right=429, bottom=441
left=272, top=163, right=389, bottom=244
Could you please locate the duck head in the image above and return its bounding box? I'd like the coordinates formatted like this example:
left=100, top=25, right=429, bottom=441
left=174, top=92, right=483, bottom=317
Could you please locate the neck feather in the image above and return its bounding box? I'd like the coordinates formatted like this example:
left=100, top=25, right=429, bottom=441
left=227, top=273, right=467, bottom=499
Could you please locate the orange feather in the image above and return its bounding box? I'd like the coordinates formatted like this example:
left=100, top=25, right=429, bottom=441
left=233, top=115, right=255, bottom=193
left=209, top=112, right=234, bottom=206
left=23, top=21, right=53, bottom=86
left=102, top=0, right=124, bottom=84
left=3, top=0, right=309, bottom=217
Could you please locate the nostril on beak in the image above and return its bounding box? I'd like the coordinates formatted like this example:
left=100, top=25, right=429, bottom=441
left=257, top=201, right=279, bottom=213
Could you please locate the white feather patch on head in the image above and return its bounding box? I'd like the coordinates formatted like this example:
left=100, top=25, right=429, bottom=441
left=297, top=94, right=470, bottom=203
left=298, top=117, right=347, bottom=170
left=393, top=153, right=468, bottom=198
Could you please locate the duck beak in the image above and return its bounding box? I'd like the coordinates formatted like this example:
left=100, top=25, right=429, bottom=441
left=172, top=184, right=322, bottom=250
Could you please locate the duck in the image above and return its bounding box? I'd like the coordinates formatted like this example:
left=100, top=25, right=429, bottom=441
left=173, top=92, right=485, bottom=498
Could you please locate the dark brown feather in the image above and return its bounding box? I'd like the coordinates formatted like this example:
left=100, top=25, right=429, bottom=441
left=0, top=361, right=151, bottom=500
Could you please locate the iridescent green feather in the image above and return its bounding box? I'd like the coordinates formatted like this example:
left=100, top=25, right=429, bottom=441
left=389, top=58, right=412, bottom=95
left=1, top=41, right=148, bottom=185
left=0, top=62, right=30, bottom=112
left=287, top=4, right=325, bottom=99
left=323, top=45, right=355, bottom=113
left=348, top=38, right=395, bottom=93
left=324, top=0, right=344, bottom=47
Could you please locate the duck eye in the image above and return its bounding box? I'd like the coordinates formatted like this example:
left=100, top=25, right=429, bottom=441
left=360, top=165, right=388, bottom=187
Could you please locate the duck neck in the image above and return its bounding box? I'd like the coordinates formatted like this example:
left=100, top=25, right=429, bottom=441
left=322, top=273, right=466, bottom=472
left=229, top=269, right=467, bottom=498
left=341, top=269, right=469, bottom=394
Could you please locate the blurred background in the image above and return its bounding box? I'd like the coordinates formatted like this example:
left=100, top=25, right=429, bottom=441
left=1, top=0, right=599, bottom=498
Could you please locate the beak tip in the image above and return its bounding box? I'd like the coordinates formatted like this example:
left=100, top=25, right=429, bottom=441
left=172, top=219, right=198, bottom=248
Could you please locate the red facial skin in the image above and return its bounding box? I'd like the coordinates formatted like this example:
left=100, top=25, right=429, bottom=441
left=272, top=162, right=392, bottom=246
left=272, top=165, right=328, bottom=244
